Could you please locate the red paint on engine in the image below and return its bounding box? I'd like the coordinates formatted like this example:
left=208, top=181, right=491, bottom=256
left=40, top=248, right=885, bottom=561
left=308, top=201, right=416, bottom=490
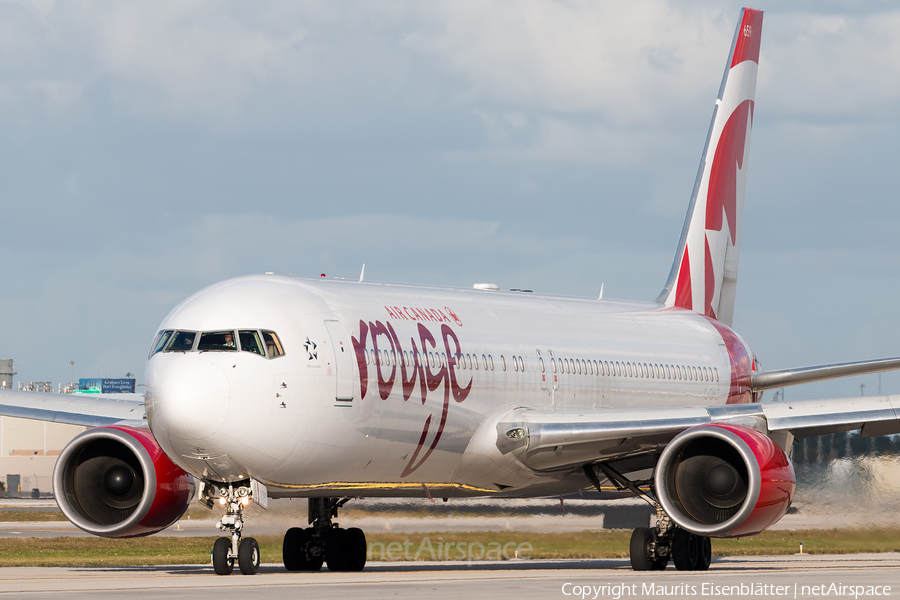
left=705, top=423, right=795, bottom=538
left=109, top=425, right=195, bottom=537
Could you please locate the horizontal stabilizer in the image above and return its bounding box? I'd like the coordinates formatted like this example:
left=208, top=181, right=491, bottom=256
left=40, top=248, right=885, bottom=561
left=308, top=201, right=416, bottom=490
left=751, top=356, right=900, bottom=391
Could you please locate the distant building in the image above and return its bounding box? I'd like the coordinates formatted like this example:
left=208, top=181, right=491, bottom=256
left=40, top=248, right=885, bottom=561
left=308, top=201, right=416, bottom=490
left=0, top=363, right=138, bottom=497
left=0, top=359, right=15, bottom=389
left=1, top=418, right=87, bottom=497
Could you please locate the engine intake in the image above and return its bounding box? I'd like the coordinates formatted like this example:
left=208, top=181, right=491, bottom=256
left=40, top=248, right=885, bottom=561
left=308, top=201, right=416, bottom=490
left=53, top=425, right=194, bottom=538
left=655, top=423, right=795, bottom=538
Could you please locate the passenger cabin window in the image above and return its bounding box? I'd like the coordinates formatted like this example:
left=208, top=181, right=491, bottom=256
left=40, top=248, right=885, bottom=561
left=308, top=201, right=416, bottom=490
left=239, top=330, right=265, bottom=355
left=165, top=330, right=197, bottom=352
left=199, top=330, right=238, bottom=352
left=261, top=330, right=285, bottom=358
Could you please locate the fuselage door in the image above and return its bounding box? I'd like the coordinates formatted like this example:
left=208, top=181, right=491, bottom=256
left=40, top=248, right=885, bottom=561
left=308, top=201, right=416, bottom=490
left=324, top=320, right=354, bottom=401
left=536, top=349, right=548, bottom=391
left=547, top=349, right=560, bottom=391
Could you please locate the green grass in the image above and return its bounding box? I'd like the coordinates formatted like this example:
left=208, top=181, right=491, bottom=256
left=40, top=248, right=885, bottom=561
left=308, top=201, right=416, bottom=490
left=1, top=529, right=899, bottom=567
left=0, top=511, right=68, bottom=522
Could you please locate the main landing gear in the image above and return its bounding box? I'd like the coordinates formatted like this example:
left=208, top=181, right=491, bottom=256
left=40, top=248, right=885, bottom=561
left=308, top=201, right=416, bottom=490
left=585, top=463, right=712, bottom=572
left=209, top=483, right=261, bottom=575
left=629, top=505, right=711, bottom=571
left=282, top=498, right=367, bottom=572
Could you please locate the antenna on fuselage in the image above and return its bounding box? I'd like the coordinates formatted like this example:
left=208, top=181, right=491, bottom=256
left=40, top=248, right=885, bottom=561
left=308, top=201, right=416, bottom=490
left=359, top=263, right=366, bottom=283
left=598, top=283, right=604, bottom=300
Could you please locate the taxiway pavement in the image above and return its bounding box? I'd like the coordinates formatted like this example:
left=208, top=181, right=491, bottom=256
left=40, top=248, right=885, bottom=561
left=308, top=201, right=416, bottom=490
left=1, top=554, right=898, bottom=599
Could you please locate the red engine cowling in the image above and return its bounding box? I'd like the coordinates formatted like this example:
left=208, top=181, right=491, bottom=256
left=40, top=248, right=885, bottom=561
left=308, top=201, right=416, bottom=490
left=655, top=423, right=795, bottom=538
left=53, top=425, right=194, bottom=538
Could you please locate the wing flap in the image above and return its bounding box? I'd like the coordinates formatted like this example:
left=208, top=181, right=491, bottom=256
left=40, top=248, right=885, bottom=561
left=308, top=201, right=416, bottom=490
left=499, top=395, right=900, bottom=472
left=0, top=389, right=145, bottom=427
left=761, top=395, right=900, bottom=438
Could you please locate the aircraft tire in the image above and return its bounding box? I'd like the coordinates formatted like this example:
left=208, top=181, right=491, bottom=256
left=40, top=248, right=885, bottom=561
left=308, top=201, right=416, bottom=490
left=629, top=527, right=656, bottom=571
left=213, top=537, right=234, bottom=575
left=283, top=527, right=324, bottom=571
left=239, top=537, right=260, bottom=575
left=344, top=527, right=367, bottom=572
left=696, top=536, right=712, bottom=571
left=325, top=528, right=349, bottom=572
left=672, top=528, right=700, bottom=571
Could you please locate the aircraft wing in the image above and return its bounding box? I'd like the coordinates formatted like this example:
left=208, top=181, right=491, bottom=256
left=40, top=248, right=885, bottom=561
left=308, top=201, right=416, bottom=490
left=497, top=395, right=900, bottom=472
left=0, top=389, right=145, bottom=427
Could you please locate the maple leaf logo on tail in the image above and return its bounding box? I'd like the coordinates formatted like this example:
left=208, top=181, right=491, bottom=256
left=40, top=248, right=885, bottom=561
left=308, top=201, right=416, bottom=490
left=657, top=8, right=763, bottom=328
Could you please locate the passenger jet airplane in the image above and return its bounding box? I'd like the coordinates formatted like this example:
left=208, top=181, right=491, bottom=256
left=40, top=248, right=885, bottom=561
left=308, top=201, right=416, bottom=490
left=3, top=8, right=900, bottom=574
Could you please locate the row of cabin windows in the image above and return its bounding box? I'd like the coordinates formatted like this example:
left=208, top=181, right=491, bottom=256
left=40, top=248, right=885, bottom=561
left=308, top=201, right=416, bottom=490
left=362, top=349, right=717, bottom=383
left=363, top=350, right=527, bottom=373
left=542, top=357, right=719, bottom=383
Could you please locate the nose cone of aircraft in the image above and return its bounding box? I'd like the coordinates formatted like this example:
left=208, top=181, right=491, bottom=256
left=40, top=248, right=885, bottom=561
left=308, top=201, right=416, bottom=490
left=146, top=355, right=231, bottom=446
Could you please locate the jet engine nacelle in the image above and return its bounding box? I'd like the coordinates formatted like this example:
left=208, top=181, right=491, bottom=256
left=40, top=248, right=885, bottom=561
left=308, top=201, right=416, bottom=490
left=655, top=423, right=795, bottom=538
left=53, top=425, right=195, bottom=538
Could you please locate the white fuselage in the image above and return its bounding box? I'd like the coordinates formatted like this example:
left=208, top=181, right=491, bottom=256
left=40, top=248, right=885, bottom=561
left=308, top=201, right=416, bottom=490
left=145, top=275, right=754, bottom=499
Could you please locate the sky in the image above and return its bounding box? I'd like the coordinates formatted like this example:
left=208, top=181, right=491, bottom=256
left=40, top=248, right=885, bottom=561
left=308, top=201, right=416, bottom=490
left=2, top=0, right=899, bottom=401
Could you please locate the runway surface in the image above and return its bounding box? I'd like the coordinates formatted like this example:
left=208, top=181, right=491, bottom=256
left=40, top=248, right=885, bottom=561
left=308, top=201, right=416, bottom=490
left=2, top=554, right=899, bottom=599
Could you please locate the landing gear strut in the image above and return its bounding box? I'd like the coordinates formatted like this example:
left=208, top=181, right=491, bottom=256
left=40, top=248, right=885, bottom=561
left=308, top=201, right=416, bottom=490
left=282, top=498, right=367, bottom=572
left=209, top=482, right=260, bottom=576
left=585, top=463, right=712, bottom=572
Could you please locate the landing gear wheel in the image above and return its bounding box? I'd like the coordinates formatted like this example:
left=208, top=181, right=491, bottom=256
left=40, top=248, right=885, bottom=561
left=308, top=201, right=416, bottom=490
left=213, top=537, right=234, bottom=575
left=304, top=528, right=325, bottom=571
left=672, top=528, right=700, bottom=571
left=239, top=537, right=260, bottom=575
left=283, top=527, right=324, bottom=571
left=696, top=536, right=712, bottom=571
left=343, top=527, right=367, bottom=572
left=325, top=528, right=349, bottom=572
left=629, top=527, right=665, bottom=571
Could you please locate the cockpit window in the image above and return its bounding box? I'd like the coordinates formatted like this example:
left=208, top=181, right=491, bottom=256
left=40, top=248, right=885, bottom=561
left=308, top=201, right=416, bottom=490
left=239, top=330, right=265, bottom=356
left=261, top=330, right=285, bottom=358
left=198, top=330, right=238, bottom=352
left=150, top=330, right=174, bottom=357
left=165, top=330, right=197, bottom=352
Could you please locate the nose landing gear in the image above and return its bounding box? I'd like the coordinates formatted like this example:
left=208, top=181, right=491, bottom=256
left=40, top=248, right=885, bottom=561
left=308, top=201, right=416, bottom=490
left=282, top=498, right=367, bottom=572
left=209, top=483, right=260, bottom=576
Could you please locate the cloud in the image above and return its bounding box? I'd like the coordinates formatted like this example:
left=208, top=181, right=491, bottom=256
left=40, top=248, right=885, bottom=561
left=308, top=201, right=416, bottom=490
left=763, top=9, right=900, bottom=121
